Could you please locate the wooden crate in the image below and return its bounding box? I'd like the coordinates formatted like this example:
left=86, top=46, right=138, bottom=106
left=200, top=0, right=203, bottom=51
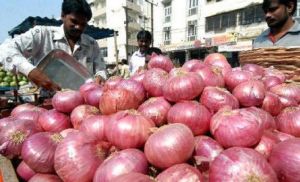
left=239, top=47, right=300, bottom=83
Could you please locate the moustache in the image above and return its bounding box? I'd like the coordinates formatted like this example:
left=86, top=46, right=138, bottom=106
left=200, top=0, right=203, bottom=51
left=70, top=29, right=82, bottom=34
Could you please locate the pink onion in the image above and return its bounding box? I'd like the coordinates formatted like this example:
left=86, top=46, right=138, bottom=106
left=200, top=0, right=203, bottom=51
left=17, top=161, right=36, bottom=181
left=209, top=147, right=278, bottom=182
left=203, top=53, right=232, bottom=76
left=262, top=76, right=283, bottom=90
left=264, top=67, right=286, bottom=82
left=79, top=82, right=101, bottom=97
left=224, top=70, right=254, bottom=91
left=144, top=123, right=194, bottom=169
left=59, top=128, right=79, bottom=138
left=0, top=117, right=15, bottom=132
left=93, top=149, right=148, bottom=182
left=104, top=76, right=123, bottom=90
left=105, top=110, right=155, bottom=149
left=70, top=105, right=99, bottom=129
left=194, top=66, right=225, bottom=87
left=84, top=87, right=103, bottom=107
left=79, top=115, right=108, bottom=142
left=167, top=101, right=211, bottom=135
left=156, top=163, right=203, bottom=182
left=138, top=97, right=171, bottom=126
left=29, top=174, right=62, bottom=182
left=210, top=108, right=264, bottom=148
left=148, top=55, right=174, bottom=72
left=142, top=68, right=168, bottom=97
left=255, top=131, right=280, bottom=158
left=38, top=109, right=71, bottom=132
left=117, top=79, right=146, bottom=103
left=21, top=132, right=62, bottom=173
left=130, top=70, right=145, bottom=84
left=242, top=64, right=264, bottom=78
left=182, top=59, right=206, bottom=71
left=279, top=95, right=298, bottom=108
left=54, top=132, right=107, bottom=182
left=14, top=109, right=46, bottom=131
left=200, top=86, right=239, bottom=113
left=262, top=92, right=284, bottom=116
left=270, top=83, right=300, bottom=103
left=99, top=88, right=140, bottom=115
left=272, top=130, right=295, bottom=142
left=163, top=68, right=204, bottom=102
left=246, top=107, right=276, bottom=130
left=269, top=138, right=300, bottom=181
left=111, top=173, right=154, bottom=182
left=233, top=80, right=266, bottom=107
left=52, top=90, right=84, bottom=113
left=10, top=103, right=36, bottom=117
left=276, top=106, right=300, bottom=137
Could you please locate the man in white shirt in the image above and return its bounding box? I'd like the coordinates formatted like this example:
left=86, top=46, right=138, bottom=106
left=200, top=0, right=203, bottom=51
left=0, top=0, right=107, bottom=91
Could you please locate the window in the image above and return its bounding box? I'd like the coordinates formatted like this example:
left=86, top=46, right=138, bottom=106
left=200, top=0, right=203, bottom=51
left=164, top=3, right=172, bottom=23
left=295, top=1, right=300, bottom=17
left=206, top=11, right=237, bottom=32
left=163, top=27, right=171, bottom=45
left=99, top=48, right=107, bottom=57
left=188, top=0, right=198, bottom=16
left=188, top=20, right=197, bottom=41
left=239, top=5, right=264, bottom=25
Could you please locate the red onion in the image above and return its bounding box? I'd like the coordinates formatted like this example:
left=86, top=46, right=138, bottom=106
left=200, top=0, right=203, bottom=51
left=84, top=87, right=103, bottom=107
left=59, top=128, right=79, bottom=138
left=117, top=79, right=146, bottom=103
left=138, top=97, right=171, bottom=126
left=52, top=90, right=84, bottom=113
left=279, top=95, right=298, bottom=108
left=142, top=68, right=168, bottom=97
left=29, top=174, right=62, bottom=182
left=54, top=132, right=107, bottom=182
left=270, top=83, right=300, bottom=103
left=38, top=109, right=71, bottom=132
left=104, top=76, right=123, bottom=90
left=0, top=119, right=38, bottom=158
left=262, top=92, right=284, bottom=116
left=21, top=132, right=62, bottom=173
left=105, top=110, right=155, bottom=149
left=79, top=82, right=101, bottom=97
left=242, top=63, right=264, bottom=78
left=79, top=115, right=108, bottom=142
left=194, top=66, right=225, bottom=87
left=167, top=101, right=211, bottom=135
left=10, top=103, right=36, bottom=117
left=0, top=117, right=14, bottom=132
left=224, top=70, right=253, bottom=91
left=200, top=86, right=239, bottom=113
left=130, top=70, right=145, bottom=84
left=246, top=107, right=276, bottom=130
left=233, top=80, right=266, bottom=107
left=14, top=109, right=46, bottom=131
left=99, top=88, right=140, bottom=115
left=255, top=131, right=280, bottom=158
left=163, top=68, right=204, bottom=102
left=210, top=108, right=264, bottom=148
left=272, top=130, right=295, bottom=142
left=148, top=55, right=174, bottom=72
left=17, top=161, right=36, bottom=181
left=70, top=105, right=99, bottom=129
left=144, top=123, right=194, bottom=169
left=203, top=53, right=232, bottom=76
left=156, top=163, right=203, bottom=182
left=262, top=76, right=283, bottom=90
left=111, top=173, right=154, bottom=182
left=276, top=106, right=300, bottom=137
left=209, top=147, right=278, bottom=182
left=93, top=149, right=148, bottom=182
left=182, top=59, right=205, bottom=71
left=264, top=67, right=286, bottom=82
left=269, top=138, right=300, bottom=181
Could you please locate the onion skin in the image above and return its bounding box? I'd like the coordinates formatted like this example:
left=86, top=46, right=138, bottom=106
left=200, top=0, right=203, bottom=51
left=103, top=76, right=123, bottom=90
left=148, top=55, right=174, bottom=72
left=182, top=59, right=205, bottom=71
left=93, top=149, right=149, bottom=182
left=246, top=107, right=276, bottom=130
left=194, top=66, right=225, bottom=87
left=242, top=64, right=264, bottom=78
left=224, top=70, right=253, bottom=91
left=203, top=53, right=232, bottom=76
left=28, top=173, right=62, bottom=182
left=142, top=68, right=168, bottom=97
left=130, top=70, right=145, bottom=84
left=262, top=92, right=284, bottom=116
left=209, top=147, right=278, bottom=182
left=264, top=67, right=286, bottom=82
left=270, top=83, right=300, bottom=103
left=79, top=115, right=108, bottom=142
left=17, top=161, right=36, bottom=181
left=254, top=131, right=280, bottom=158
left=70, top=105, right=99, bottom=129
left=111, top=172, right=154, bottom=182
left=276, top=106, right=300, bottom=137
left=79, top=82, right=101, bottom=98
left=269, top=138, right=300, bottom=182
left=262, top=76, right=283, bottom=90
left=84, top=87, right=103, bottom=107
left=167, top=101, right=212, bottom=135
left=38, top=109, right=71, bottom=132
left=144, top=123, right=194, bottom=169
left=117, top=79, right=146, bottom=104
left=156, top=163, right=203, bottom=182
left=10, top=103, right=37, bottom=117
left=52, top=90, right=84, bottom=113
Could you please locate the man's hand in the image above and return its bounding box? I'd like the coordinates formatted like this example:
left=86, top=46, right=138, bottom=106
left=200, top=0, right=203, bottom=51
left=28, top=68, right=61, bottom=91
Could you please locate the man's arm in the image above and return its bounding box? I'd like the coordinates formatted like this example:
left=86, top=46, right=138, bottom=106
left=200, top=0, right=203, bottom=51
left=91, top=42, right=108, bottom=82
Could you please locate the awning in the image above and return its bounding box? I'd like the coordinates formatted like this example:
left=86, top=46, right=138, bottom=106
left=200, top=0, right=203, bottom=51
left=8, top=16, right=117, bottom=40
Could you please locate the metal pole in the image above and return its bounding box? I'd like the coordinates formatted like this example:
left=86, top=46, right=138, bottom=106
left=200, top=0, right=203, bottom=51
left=151, top=3, right=153, bottom=46
left=124, top=6, right=129, bottom=61
left=114, top=31, right=119, bottom=75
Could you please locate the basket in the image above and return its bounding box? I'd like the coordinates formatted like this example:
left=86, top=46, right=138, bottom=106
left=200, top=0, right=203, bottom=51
left=239, top=47, right=300, bottom=83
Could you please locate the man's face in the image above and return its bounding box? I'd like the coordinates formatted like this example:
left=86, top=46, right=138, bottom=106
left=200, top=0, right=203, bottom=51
left=62, top=13, right=88, bottom=41
left=263, top=0, right=290, bottom=28
left=138, top=38, right=151, bottom=53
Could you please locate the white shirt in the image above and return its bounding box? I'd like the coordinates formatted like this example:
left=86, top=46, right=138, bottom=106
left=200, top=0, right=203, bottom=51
left=0, top=25, right=107, bottom=79
left=129, top=50, right=145, bottom=75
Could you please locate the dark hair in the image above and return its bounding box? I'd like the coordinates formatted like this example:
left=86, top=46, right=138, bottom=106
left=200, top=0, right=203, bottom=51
left=137, top=30, right=152, bottom=41
left=263, top=0, right=297, bottom=15
left=146, top=47, right=162, bottom=56
left=62, top=0, right=92, bottom=21
left=121, top=59, right=128, bottom=64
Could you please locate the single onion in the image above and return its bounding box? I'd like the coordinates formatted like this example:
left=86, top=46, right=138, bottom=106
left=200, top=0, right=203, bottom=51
left=111, top=173, right=154, bottom=182
left=269, top=138, right=300, bottom=181
left=254, top=131, right=280, bottom=158
left=99, top=88, right=140, bottom=115
left=142, top=68, right=168, bottom=97
left=233, top=80, right=266, bottom=107
left=203, top=53, right=232, bottom=76
left=130, top=70, right=145, bottom=84
left=144, top=123, right=194, bottom=169
left=54, top=132, right=107, bottom=182
left=93, top=149, right=148, bottom=182
left=38, top=109, right=71, bottom=132
left=105, top=110, right=155, bottom=149
left=210, top=108, right=264, bottom=148
left=52, top=90, right=84, bottom=113
left=117, top=79, right=146, bottom=103
left=200, top=86, right=239, bottom=113
left=156, top=163, right=203, bottom=182
left=70, top=105, right=99, bottom=129
left=21, top=132, right=62, bottom=173
left=224, top=70, right=253, bottom=91
left=264, top=67, right=286, bottom=82
left=262, top=76, right=283, bottom=90
left=276, top=106, right=300, bottom=137
left=163, top=68, right=204, bottom=102
left=262, top=92, right=284, bottom=116
left=167, top=101, right=211, bottom=135
left=10, top=103, right=36, bottom=117
left=138, top=97, right=171, bottom=126
left=279, top=95, right=298, bottom=108
left=147, top=55, right=174, bottom=72
left=84, top=87, right=103, bottom=107
left=79, top=115, right=109, bottom=142
left=28, top=174, right=62, bottom=182
left=209, top=147, right=278, bottom=182
left=14, top=109, right=46, bottom=131
left=246, top=107, right=276, bottom=130
left=194, top=66, right=225, bottom=87
left=182, top=59, right=206, bottom=71
left=103, top=76, right=123, bottom=90
left=17, top=161, right=36, bottom=181
left=242, top=64, right=264, bottom=78
left=79, top=82, right=101, bottom=98
left=270, top=83, right=300, bottom=103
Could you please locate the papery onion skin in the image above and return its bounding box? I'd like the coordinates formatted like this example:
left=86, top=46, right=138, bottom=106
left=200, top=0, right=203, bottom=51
left=254, top=131, right=280, bottom=158
left=142, top=68, right=168, bottom=97
left=276, top=106, right=300, bottom=137
left=194, top=66, right=225, bottom=87
left=84, top=87, right=103, bottom=107
left=270, top=83, right=300, bottom=103
left=111, top=172, right=154, bottom=182
left=52, top=90, right=84, bottom=113
left=182, top=59, right=205, bottom=72
left=10, top=103, right=37, bottom=117
left=38, top=109, right=71, bottom=132
left=264, top=67, right=286, bottom=82
left=70, top=105, right=99, bottom=129
left=209, top=147, right=278, bottom=182
left=79, top=82, right=101, bottom=98
left=93, top=149, right=148, bottom=182
left=224, top=70, right=254, bottom=91
left=262, top=76, right=283, bottom=90
left=17, top=161, right=36, bottom=181
left=156, top=163, right=203, bottom=182
left=246, top=107, right=276, bottom=130
left=117, top=79, right=146, bottom=104
left=144, top=123, right=194, bottom=169
left=203, top=53, right=232, bottom=76
left=79, top=115, right=108, bottom=142
left=269, top=138, right=300, bottom=182
left=262, top=92, right=284, bottom=116
left=130, top=70, right=145, bottom=84
left=103, top=76, right=123, bottom=90
left=28, top=173, right=62, bottom=182
left=242, top=64, right=264, bottom=78
left=148, top=55, right=174, bottom=72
